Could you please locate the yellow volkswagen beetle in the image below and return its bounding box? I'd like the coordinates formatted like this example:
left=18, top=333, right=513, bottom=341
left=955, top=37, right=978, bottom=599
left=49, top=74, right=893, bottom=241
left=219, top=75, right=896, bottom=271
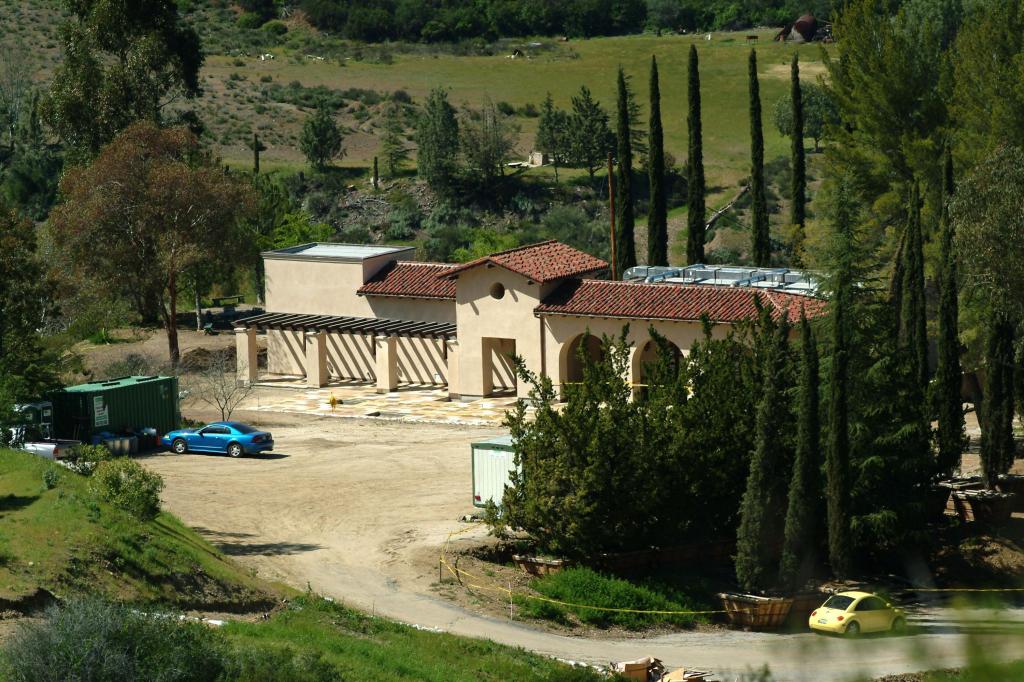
left=809, top=591, right=906, bottom=636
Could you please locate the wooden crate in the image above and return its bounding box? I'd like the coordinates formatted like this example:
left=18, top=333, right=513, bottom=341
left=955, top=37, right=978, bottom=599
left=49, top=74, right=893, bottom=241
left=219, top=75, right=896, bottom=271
left=718, top=592, right=794, bottom=629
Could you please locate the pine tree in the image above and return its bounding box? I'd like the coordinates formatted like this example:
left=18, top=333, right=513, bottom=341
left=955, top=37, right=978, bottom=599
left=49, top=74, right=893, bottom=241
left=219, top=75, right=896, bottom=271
left=647, top=56, right=668, bottom=267
left=826, top=180, right=855, bottom=579
left=614, top=67, right=636, bottom=278
left=789, top=54, right=806, bottom=255
left=686, top=46, right=706, bottom=264
left=749, top=49, right=770, bottom=266
left=900, top=183, right=928, bottom=391
left=536, top=93, right=568, bottom=182
left=300, top=103, right=344, bottom=171
left=569, top=86, right=612, bottom=182
left=380, top=98, right=409, bottom=178
left=779, top=312, right=821, bottom=589
left=934, top=149, right=965, bottom=478
left=980, top=315, right=1016, bottom=489
left=736, top=314, right=793, bottom=592
left=415, top=88, right=459, bottom=191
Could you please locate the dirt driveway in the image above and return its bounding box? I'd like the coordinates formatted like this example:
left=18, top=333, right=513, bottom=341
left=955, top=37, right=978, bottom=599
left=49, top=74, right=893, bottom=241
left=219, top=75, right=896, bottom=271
left=144, top=410, right=1024, bottom=681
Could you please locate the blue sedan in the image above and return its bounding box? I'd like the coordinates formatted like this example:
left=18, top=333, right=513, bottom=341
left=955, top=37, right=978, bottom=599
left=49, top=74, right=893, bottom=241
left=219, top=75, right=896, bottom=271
left=161, top=421, right=274, bottom=458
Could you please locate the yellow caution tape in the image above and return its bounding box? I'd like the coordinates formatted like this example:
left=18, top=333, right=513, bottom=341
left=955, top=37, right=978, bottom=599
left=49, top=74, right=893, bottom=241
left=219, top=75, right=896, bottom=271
left=439, top=528, right=1024, bottom=617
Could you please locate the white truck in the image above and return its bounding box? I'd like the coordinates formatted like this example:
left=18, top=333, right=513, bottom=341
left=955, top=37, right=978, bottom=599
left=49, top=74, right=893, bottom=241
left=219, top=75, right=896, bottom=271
left=6, top=426, right=80, bottom=461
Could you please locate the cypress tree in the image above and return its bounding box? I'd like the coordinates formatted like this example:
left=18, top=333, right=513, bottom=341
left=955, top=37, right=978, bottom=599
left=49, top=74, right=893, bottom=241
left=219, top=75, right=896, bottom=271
left=826, top=181, right=854, bottom=579
left=980, top=315, right=1016, bottom=489
left=900, top=183, right=928, bottom=391
left=789, top=54, right=806, bottom=252
left=686, top=45, right=706, bottom=264
left=736, top=315, right=793, bottom=593
left=647, top=56, right=668, bottom=266
left=934, top=149, right=965, bottom=478
left=779, top=312, right=821, bottom=589
left=614, top=66, right=636, bottom=278
left=749, top=49, right=770, bottom=266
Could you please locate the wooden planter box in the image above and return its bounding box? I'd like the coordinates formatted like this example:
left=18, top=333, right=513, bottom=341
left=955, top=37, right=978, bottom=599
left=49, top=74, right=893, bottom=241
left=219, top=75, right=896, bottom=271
left=996, top=475, right=1024, bottom=512
left=717, top=592, right=793, bottom=630
left=949, top=490, right=1016, bottom=524
left=512, top=555, right=572, bottom=576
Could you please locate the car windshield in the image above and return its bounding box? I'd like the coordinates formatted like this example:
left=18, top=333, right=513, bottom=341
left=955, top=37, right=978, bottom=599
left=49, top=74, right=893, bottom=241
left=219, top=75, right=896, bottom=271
left=823, top=595, right=855, bottom=611
left=228, top=423, right=258, bottom=434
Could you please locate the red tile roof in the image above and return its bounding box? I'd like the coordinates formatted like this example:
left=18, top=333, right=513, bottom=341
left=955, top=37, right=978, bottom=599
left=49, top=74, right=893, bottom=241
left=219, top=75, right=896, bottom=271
left=358, top=261, right=457, bottom=300
left=535, top=279, right=827, bottom=324
left=440, top=240, right=608, bottom=284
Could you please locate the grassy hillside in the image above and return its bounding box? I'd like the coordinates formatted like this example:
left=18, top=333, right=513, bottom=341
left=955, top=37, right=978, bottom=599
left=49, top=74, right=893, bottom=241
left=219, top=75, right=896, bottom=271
left=222, top=595, right=590, bottom=681
left=9, top=0, right=828, bottom=205
left=0, top=449, right=276, bottom=610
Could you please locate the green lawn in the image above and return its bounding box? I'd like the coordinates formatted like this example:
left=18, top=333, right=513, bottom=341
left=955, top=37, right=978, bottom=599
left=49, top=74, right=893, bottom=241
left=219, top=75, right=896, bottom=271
left=0, top=450, right=276, bottom=609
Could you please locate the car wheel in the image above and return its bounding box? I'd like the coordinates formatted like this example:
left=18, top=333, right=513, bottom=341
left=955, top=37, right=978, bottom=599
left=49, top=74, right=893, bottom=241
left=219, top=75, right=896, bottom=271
left=227, top=442, right=244, bottom=458
left=172, top=439, right=188, bottom=454
left=891, top=617, right=906, bottom=634
left=845, top=621, right=861, bottom=637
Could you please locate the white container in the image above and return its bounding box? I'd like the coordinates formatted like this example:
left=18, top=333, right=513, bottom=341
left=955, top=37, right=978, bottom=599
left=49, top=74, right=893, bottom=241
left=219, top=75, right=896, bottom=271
left=471, top=435, right=518, bottom=508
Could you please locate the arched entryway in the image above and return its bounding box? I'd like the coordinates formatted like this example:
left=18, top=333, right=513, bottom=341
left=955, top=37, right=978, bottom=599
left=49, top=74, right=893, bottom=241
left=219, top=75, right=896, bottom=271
left=631, top=338, right=682, bottom=392
left=560, top=333, right=605, bottom=387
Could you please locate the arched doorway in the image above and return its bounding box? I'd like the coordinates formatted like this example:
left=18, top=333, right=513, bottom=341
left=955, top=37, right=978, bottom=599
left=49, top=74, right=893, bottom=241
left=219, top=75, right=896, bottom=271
left=561, top=333, right=605, bottom=386
left=632, top=338, right=682, bottom=393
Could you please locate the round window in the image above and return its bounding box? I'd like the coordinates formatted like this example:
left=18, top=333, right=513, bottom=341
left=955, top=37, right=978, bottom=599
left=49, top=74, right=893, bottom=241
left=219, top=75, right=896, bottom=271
left=490, top=282, right=506, bottom=300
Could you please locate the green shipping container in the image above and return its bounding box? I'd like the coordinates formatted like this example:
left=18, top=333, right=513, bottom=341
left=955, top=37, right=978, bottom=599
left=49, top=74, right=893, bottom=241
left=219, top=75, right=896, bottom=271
left=51, top=376, right=181, bottom=441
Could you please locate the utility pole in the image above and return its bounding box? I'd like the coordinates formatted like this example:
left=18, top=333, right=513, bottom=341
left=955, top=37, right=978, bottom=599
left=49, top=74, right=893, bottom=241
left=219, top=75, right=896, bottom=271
left=607, top=152, right=617, bottom=280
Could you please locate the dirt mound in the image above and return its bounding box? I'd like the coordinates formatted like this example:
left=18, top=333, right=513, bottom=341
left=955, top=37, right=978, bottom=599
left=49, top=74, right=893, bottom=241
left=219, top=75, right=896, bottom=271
left=179, top=346, right=237, bottom=372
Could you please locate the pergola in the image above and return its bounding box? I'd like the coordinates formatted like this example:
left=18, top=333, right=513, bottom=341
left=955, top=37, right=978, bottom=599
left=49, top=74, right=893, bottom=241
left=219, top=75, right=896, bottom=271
left=237, top=312, right=456, bottom=340
left=234, top=312, right=458, bottom=391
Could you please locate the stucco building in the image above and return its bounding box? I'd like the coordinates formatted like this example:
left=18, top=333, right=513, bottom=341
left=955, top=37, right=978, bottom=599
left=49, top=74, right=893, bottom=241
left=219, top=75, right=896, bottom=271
left=236, top=241, right=825, bottom=399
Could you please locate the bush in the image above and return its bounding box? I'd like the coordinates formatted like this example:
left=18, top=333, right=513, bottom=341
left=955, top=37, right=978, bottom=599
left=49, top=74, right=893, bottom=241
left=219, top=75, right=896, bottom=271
left=1, top=599, right=224, bottom=682
left=42, top=468, right=59, bottom=490
left=237, top=12, right=264, bottom=29
left=391, top=89, right=412, bottom=104
left=92, top=458, right=164, bottom=521
left=519, top=102, right=539, bottom=117
left=222, top=647, right=341, bottom=682
left=262, top=20, right=288, bottom=36
left=495, top=100, right=515, bottom=116
left=66, top=443, right=111, bottom=476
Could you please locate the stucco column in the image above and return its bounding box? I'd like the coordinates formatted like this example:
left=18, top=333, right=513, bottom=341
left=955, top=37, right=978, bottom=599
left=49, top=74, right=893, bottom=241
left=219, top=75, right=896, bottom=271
left=235, top=327, right=258, bottom=386
left=305, top=330, right=328, bottom=388
left=445, top=338, right=460, bottom=400
left=375, top=335, right=398, bottom=393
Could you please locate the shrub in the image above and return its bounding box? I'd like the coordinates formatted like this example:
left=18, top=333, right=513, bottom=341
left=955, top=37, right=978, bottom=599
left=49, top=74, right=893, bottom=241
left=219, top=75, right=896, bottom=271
left=1, top=599, right=224, bottom=682
left=66, top=443, right=111, bottom=476
left=259, top=74, right=273, bottom=83
left=237, top=12, right=263, bottom=29
left=519, top=102, right=539, bottom=117
left=92, top=458, right=164, bottom=521
left=391, top=89, right=411, bottom=104
left=495, top=100, right=515, bottom=116
left=42, top=468, right=59, bottom=490
left=262, top=20, right=288, bottom=36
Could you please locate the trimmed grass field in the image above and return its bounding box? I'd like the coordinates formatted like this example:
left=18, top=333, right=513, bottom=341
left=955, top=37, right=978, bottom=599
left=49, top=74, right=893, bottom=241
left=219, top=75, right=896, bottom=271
left=0, top=450, right=276, bottom=609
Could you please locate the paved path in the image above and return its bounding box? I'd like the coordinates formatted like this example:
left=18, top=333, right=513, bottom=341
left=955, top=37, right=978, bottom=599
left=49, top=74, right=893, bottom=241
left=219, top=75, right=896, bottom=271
left=147, top=412, right=1024, bottom=682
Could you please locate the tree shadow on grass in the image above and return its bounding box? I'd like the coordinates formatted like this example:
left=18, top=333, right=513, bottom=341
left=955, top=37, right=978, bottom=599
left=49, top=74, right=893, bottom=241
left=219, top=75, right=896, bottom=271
left=0, top=494, right=39, bottom=513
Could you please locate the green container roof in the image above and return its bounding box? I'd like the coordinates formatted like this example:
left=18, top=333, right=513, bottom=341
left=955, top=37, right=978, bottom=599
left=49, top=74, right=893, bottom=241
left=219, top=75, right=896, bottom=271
left=61, top=376, right=173, bottom=393
left=472, top=434, right=514, bottom=448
